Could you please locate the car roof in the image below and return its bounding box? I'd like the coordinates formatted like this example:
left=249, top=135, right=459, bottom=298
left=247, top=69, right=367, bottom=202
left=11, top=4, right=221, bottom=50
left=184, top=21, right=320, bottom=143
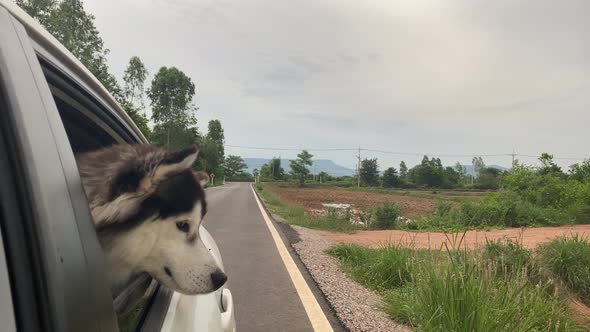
left=0, top=0, right=147, bottom=143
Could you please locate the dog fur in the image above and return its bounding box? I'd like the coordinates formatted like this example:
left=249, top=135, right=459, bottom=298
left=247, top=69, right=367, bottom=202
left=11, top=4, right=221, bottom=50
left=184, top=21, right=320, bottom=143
left=76, top=144, right=226, bottom=295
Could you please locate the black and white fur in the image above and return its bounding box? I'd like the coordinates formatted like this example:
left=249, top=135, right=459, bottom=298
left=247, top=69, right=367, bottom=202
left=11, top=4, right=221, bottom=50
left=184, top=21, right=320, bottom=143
left=76, top=144, right=226, bottom=295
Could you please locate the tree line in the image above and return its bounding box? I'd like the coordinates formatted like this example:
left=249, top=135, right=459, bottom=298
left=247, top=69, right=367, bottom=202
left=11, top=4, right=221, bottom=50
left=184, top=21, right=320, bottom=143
left=17, top=0, right=241, bottom=180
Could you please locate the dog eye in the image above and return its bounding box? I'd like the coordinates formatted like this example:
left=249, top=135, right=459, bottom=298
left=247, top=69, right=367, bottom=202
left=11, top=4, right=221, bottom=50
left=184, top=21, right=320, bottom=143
left=175, top=221, right=189, bottom=233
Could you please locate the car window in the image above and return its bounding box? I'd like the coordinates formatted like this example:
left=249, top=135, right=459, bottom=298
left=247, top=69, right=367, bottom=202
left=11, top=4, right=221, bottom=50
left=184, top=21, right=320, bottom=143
left=39, top=60, right=161, bottom=332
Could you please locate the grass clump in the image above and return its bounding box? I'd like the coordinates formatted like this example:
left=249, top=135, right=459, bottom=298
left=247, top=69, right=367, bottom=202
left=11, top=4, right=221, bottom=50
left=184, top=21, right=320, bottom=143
left=370, top=202, right=402, bottom=230
left=329, top=240, right=584, bottom=331
left=327, top=243, right=415, bottom=290
left=538, top=235, right=590, bottom=302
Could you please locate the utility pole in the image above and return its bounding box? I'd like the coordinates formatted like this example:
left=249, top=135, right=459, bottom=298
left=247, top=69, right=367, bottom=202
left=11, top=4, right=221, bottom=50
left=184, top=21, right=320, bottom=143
left=357, top=146, right=361, bottom=188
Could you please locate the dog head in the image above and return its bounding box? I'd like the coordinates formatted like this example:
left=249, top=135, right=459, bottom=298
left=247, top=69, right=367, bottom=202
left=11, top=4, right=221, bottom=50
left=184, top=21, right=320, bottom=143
left=77, top=144, right=227, bottom=295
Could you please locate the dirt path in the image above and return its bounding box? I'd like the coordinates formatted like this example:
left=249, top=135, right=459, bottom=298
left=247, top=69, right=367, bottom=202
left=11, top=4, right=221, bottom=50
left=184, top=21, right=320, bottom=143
left=317, top=225, right=590, bottom=250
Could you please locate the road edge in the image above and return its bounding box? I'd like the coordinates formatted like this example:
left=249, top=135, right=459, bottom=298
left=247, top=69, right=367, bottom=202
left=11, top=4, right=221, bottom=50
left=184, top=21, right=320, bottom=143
left=251, top=184, right=347, bottom=332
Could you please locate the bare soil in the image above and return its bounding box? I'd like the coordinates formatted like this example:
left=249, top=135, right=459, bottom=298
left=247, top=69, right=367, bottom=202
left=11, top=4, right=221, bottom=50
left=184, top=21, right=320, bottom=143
left=266, top=185, right=439, bottom=218
left=317, top=225, right=590, bottom=250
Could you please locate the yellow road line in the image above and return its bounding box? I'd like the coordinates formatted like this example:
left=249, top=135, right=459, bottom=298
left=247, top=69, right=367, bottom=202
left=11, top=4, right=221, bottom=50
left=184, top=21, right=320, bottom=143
left=250, top=185, right=334, bottom=332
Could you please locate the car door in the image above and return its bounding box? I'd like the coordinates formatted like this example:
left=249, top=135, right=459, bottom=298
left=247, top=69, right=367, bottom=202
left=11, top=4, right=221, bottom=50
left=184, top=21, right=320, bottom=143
left=0, top=6, right=118, bottom=332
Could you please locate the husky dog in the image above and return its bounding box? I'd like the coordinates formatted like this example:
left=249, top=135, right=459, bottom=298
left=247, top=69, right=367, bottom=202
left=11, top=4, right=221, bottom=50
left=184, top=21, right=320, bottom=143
left=76, top=144, right=227, bottom=295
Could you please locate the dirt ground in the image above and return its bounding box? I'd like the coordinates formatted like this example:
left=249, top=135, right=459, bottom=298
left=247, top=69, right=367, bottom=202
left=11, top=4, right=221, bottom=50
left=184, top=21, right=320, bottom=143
left=317, top=225, right=590, bottom=250
left=266, top=185, right=439, bottom=217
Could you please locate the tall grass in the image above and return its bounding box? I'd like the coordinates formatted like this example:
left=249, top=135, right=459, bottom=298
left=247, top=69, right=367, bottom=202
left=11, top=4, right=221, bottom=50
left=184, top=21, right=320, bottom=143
left=329, top=241, right=583, bottom=331
left=538, top=235, right=590, bottom=303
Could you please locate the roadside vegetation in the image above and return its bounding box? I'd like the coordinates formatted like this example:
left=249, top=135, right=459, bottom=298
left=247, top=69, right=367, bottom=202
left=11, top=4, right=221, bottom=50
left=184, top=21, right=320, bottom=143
left=259, top=152, right=590, bottom=232
left=328, top=236, right=590, bottom=331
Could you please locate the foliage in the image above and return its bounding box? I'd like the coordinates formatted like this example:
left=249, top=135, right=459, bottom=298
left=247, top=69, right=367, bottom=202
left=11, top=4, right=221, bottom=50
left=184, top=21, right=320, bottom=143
left=370, top=202, right=401, bottom=230
left=570, top=160, right=590, bottom=184
left=289, top=150, right=313, bottom=185
left=148, top=66, right=196, bottom=125
left=122, top=102, right=151, bottom=139
left=123, top=56, right=148, bottom=112
left=197, top=120, right=225, bottom=176
left=223, top=155, right=247, bottom=179
left=330, top=244, right=581, bottom=332
left=359, top=158, right=379, bottom=186
left=382, top=167, right=400, bottom=188
left=483, top=239, right=538, bottom=280
left=474, top=167, right=501, bottom=189
left=538, top=236, right=590, bottom=302
left=327, top=243, right=415, bottom=291
left=18, top=0, right=121, bottom=96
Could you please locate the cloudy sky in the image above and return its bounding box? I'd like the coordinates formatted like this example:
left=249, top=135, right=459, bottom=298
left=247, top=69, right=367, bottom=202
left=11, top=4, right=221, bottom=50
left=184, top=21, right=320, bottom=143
left=85, top=0, right=590, bottom=170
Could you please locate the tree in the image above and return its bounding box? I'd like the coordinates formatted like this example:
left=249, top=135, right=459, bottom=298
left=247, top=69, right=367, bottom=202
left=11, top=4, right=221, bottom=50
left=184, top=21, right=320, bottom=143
left=122, top=56, right=151, bottom=138
left=269, top=157, right=285, bottom=180
left=538, top=153, right=563, bottom=176
left=252, top=168, right=260, bottom=178
left=472, top=156, right=486, bottom=177
left=317, top=171, right=330, bottom=183
left=382, top=167, right=400, bottom=188
left=17, top=0, right=121, bottom=96
left=223, top=155, right=247, bottom=178
left=260, top=164, right=272, bottom=179
left=454, top=162, right=467, bottom=185
left=289, top=150, right=313, bottom=185
left=359, top=158, right=379, bottom=186
left=197, top=120, right=225, bottom=176
left=399, top=161, right=408, bottom=180
left=475, top=167, right=501, bottom=189
left=148, top=66, right=197, bottom=147
left=123, top=56, right=148, bottom=113
left=570, top=160, right=590, bottom=183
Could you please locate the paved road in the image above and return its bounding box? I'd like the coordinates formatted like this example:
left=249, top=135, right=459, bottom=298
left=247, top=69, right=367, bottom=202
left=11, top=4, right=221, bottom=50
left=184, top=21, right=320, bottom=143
left=203, top=182, right=340, bottom=332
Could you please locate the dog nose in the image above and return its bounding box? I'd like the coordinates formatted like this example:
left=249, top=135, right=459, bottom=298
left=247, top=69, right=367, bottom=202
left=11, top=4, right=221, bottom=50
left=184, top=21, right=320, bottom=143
left=210, top=270, right=227, bottom=289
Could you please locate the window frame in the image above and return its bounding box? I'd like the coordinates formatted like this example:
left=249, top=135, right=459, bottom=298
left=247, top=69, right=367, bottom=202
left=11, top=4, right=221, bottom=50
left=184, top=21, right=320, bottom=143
left=33, top=28, right=173, bottom=332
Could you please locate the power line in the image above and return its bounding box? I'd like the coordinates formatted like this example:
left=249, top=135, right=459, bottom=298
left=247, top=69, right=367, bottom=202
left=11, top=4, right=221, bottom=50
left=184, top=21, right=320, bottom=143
left=225, top=144, right=588, bottom=161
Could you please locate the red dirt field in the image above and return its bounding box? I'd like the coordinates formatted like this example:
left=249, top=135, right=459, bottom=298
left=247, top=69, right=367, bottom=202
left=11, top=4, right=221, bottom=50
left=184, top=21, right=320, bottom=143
left=317, top=225, right=590, bottom=250
left=266, top=185, right=438, bottom=218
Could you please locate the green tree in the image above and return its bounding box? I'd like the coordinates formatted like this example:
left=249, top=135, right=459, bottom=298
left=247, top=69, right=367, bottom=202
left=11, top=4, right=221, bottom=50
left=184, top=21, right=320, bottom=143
left=123, top=56, right=148, bottom=112
left=197, top=120, right=225, bottom=176
left=290, top=150, right=313, bottom=185
left=570, top=160, right=590, bottom=183
left=260, top=164, right=271, bottom=179
left=359, top=158, right=379, bottom=186
left=122, top=56, right=151, bottom=138
left=148, top=66, right=197, bottom=147
left=17, top=0, right=121, bottom=96
left=252, top=168, right=259, bottom=178
left=317, top=171, right=330, bottom=182
left=472, top=156, right=486, bottom=177
left=269, top=157, right=285, bottom=180
left=455, top=162, right=467, bottom=185
left=382, top=167, right=400, bottom=188
left=223, top=155, right=247, bottom=178
left=538, top=153, right=563, bottom=176
left=399, top=161, right=408, bottom=178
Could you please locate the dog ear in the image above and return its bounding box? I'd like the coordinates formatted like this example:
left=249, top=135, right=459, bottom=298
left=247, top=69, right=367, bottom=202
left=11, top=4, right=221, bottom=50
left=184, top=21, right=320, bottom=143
left=154, top=146, right=199, bottom=181
left=193, top=171, right=210, bottom=187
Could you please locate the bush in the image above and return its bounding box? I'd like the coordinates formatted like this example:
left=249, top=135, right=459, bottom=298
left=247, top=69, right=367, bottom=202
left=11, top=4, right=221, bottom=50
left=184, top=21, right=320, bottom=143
left=538, top=235, right=590, bottom=302
left=370, top=202, right=401, bottom=230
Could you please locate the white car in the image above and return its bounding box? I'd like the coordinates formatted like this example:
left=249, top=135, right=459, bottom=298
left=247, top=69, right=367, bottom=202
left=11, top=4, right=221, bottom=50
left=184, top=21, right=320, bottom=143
left=0, top=1, right=235, bottom=331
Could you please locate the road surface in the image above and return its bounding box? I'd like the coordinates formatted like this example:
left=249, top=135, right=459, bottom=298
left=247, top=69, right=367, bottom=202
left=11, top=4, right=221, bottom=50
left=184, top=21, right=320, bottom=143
left=203, top=182, right=343, bottom=332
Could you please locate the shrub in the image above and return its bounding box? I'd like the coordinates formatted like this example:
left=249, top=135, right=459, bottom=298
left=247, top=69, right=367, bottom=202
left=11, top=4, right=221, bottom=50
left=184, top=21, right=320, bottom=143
left=370, top=202, right=401, bottom=230
left=538, top=235, right=590, bottom=302
left=435, top=199, right=453, bottom=216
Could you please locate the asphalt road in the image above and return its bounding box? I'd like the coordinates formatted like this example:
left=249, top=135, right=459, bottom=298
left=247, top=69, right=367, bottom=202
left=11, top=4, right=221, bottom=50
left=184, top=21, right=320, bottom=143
left=203, top=182, right=342, bottom=332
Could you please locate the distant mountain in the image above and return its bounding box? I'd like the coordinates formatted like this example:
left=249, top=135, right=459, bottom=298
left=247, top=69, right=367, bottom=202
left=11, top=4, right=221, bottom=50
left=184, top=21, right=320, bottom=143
left=243, top=158, right=355, bottom=177
left=460, top=164, right=509, bottom=177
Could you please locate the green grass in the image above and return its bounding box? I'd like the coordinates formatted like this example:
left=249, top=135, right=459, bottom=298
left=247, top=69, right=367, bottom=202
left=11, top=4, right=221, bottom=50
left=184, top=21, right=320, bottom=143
left=329, top=241, right=585, bottom=331
left=538, top=235, right=590, bottom=303
left=256, top=184, right=360, bottom=232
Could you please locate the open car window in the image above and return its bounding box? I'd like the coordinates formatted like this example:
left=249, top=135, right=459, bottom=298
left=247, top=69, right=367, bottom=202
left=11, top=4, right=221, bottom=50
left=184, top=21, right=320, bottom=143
left=39, top=59, right=163, bottom=332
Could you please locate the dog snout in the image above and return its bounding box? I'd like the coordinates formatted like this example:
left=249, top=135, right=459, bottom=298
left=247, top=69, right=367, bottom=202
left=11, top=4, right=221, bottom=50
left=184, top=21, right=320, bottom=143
left=210, top=270, right=227, bottom=289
